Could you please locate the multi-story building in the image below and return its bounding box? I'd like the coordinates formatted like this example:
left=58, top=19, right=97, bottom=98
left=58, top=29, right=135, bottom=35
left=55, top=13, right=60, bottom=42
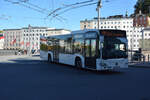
left=139, top=28, right=150, bottom=50
left=3, top=29, right=22, bottom=50
left=3, top=25, right=71, bottom=52
left=133, top=11, right=150, bottom=27
left=21, top=25, right=52, bottom=52
left=0, top=31, right=4, bottom=49
left=80, top=16, right=145, bottom=51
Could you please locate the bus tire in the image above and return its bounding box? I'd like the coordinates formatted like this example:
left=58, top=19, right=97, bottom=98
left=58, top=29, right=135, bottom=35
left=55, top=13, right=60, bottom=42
left=48, top=54, right=52, bottom=63
left=75, top=58, right=82, bottom=68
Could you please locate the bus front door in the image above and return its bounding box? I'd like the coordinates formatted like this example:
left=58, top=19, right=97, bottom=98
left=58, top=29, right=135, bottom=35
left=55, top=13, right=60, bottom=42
left=85, top=39, right=97, bottom=69
left=53, top=40, right=59, bottom=62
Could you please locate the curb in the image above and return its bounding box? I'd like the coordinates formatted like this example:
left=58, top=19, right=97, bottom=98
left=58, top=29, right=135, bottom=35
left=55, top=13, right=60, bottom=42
left=129, top=65, right=150, bottom=68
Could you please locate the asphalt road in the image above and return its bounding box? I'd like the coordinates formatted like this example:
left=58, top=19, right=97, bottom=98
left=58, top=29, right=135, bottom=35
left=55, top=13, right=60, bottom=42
left=0, top=56, right=150, bottom=100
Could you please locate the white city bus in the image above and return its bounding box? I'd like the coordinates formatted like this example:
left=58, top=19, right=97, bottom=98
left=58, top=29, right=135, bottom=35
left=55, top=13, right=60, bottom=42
left=40, top=29, right=128, bottom=70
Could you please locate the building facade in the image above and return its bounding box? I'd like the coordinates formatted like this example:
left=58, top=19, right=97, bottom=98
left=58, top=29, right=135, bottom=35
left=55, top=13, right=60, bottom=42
left=3, top=29, right=22, bottom=50
left=46, top=29, right=71, bottom=36
left=139, top=28, right=150, bottom=50
left=133, top=11, right=150, bottom=27
left=80, top=16, right=145, bottom=50
left=22, top=25, right=51, bottom=52
left=3, top=25, right=71, bottom=52
left=0, top=31, right=4, bottom=49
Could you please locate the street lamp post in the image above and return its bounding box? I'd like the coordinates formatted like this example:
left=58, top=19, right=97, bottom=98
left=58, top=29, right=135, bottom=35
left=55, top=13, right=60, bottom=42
left=96, top=0, right=102, bottom=29
left=141, top=28, right=144, bottom=50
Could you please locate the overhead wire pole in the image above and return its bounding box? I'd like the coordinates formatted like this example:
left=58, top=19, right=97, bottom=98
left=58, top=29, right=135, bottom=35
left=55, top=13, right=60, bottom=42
left=96, top=0, right=102, bottom=29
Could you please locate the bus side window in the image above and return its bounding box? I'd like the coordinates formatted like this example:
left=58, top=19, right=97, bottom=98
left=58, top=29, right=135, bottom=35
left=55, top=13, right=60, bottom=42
left=64, top=38, right=73, bottom=54
left=59, top=40, right=65, bottom=53
left=74, top=39, right=84, bottom=55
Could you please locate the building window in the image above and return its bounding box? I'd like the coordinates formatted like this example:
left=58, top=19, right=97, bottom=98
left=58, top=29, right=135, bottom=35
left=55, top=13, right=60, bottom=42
left=145, top=34, right=147, bottom=36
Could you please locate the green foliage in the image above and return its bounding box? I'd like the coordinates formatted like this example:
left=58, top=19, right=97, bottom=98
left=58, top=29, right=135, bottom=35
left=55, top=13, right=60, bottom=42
left=134, top=0, right=150, bottom=14
left=40, top=44, right=48, bottom=51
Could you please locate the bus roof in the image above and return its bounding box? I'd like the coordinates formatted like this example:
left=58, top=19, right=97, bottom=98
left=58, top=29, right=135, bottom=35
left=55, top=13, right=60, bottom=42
left=45, top=29, right=126, bottom=39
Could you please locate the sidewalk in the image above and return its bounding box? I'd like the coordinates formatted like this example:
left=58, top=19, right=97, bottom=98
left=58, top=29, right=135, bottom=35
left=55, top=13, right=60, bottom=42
left=0, top=55, right=40, bottom=64
left=129, top=62, right=150, bottom=68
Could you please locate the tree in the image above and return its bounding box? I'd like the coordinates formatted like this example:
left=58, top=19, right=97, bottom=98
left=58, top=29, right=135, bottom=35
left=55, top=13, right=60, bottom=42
left=134, top=0, right=150, bottom=15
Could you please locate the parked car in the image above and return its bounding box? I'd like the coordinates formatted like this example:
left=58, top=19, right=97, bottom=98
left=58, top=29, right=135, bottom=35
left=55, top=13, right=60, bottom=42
left=132, top=52, right=144, bottom=61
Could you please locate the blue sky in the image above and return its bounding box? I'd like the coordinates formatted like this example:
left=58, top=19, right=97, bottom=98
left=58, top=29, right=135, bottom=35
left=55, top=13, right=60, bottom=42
left=0, top=0, right=137, bottom=31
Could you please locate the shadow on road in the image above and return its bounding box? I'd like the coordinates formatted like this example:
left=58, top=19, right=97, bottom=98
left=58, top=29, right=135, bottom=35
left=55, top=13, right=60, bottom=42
left=46, top=62, right=124, bottom=75
left=0, top=56, right=125, bottom=75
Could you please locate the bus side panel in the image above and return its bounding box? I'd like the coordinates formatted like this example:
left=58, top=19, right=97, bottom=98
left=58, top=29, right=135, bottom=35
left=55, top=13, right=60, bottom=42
left=59, top=53, right=75, bottom=66
left=40, top=50, right=48, bottom=61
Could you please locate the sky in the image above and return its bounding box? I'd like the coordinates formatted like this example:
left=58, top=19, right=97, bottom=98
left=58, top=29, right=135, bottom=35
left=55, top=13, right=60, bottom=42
left=0, top=0, right=137, bottom=31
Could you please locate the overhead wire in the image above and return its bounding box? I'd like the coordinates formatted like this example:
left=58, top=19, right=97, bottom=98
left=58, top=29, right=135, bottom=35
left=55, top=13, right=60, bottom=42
left=50, top=2, right=98, bottom=21
left=4, top=0, right=67, bottom=23
left=4, top=0, right=46, bottom=14
left=47, top=0, right=96, bottom=18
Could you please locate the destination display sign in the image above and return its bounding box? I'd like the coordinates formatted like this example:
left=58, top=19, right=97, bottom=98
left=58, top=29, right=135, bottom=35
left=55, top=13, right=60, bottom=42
left=100, top=30, right=126, bottom=37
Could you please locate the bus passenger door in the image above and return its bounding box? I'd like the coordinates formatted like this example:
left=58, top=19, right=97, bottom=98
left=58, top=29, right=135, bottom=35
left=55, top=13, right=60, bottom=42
left=85, top=39, right=97, bottom=69
left=53, top=39, right=59, bottom=62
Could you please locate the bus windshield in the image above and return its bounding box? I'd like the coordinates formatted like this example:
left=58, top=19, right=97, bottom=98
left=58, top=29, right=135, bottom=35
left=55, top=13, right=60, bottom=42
left=102, top=36, right=127, bottom=59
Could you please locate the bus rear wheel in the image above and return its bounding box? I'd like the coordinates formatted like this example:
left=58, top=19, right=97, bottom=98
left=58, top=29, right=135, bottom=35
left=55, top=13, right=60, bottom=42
left=75, top=59, right=82, bottom=68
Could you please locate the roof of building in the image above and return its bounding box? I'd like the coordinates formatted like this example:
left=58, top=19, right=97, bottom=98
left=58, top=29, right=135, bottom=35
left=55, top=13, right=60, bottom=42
left=46, top=29, right=71, bottom=32
left=22, top=26, right=48, bottom=29
left=80, top=17, right=133, bottom=22
left=3, top=29, right=21, bottom=31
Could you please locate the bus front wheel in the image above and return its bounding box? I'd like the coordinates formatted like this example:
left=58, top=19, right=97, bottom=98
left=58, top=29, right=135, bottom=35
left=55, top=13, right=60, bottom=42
left=75, top=58, right=82, bottom=68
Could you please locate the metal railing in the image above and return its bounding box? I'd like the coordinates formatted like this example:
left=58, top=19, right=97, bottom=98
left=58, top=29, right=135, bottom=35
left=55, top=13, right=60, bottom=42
left=0, top=50, right=18, bottom=56
left=128, top=52, right=150, bottom=63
